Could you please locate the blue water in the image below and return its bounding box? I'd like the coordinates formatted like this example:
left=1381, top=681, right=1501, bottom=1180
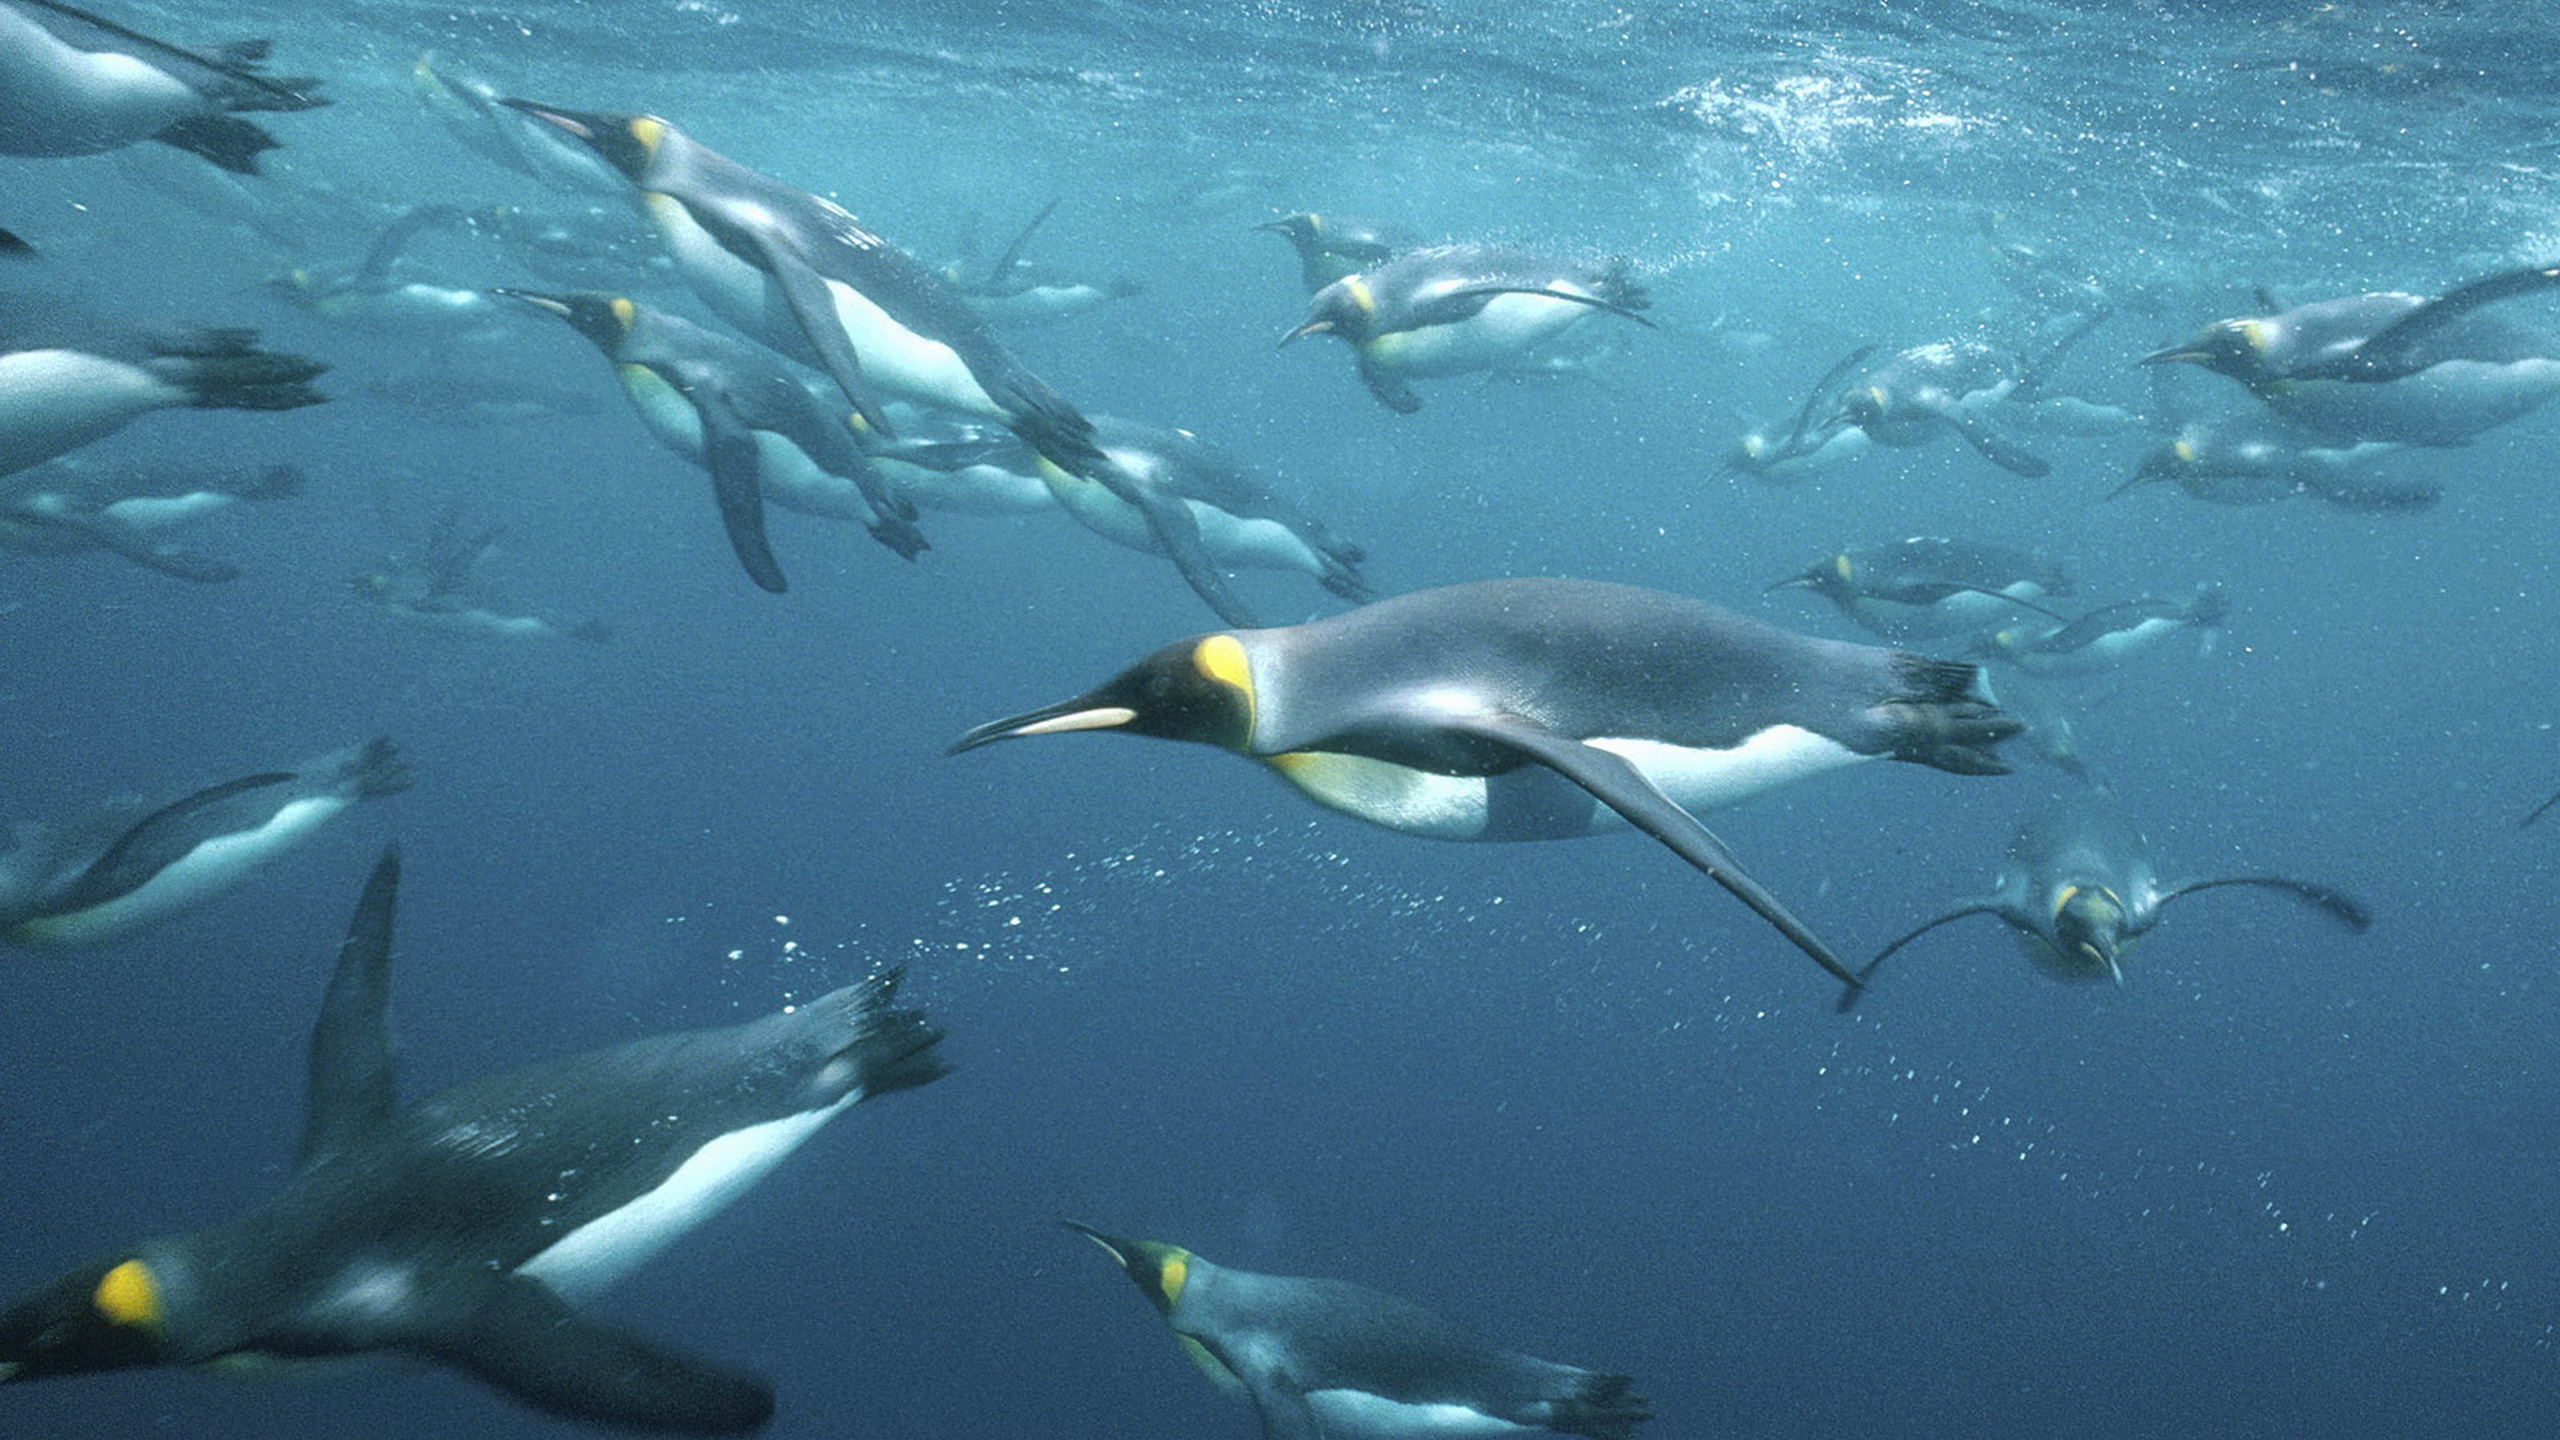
left=7, top=1, right=2560, bottom=1436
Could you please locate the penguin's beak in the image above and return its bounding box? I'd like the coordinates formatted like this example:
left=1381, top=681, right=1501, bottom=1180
left=1763, top=572, right=1818, bottom=593
left=2137, top=343, right=2207, bottom=366
left=498, top=98, right=600, bottom=139
left=1277, top=318, right=1334, bottom=347
left=948, top=699, right=1137, bottom=753
left=1060, top=1220, right=1135, bottom=1265
left=489, top=287, right=573, bottom=319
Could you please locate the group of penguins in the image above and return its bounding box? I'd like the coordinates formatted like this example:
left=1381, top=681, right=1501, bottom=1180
left=8, top=0, right=2560, bottom=1435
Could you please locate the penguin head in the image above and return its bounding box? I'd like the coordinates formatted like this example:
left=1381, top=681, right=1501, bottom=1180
left=949, top=634, right=1257, bottom=756
left=0, top=1256, right=174, bottom=1382
left=1280, top=276, right=1380, bottom=346
left=499, top=100, right=671, bottom=185
left=2043, top=883, right=2130, bottom=983
left=2139, top=319, right=2265, bottom=381
left=492, top=287, right=636, bottom=353
left=1063, top=1222, right=1196, bottom=1317
left=1831, top=383, right=1893, bottom=429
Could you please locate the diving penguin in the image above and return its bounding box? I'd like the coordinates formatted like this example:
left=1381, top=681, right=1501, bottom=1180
left=2140, top=267, right=2560, bottom=445
left=1768, top=535, right=2074, bottom=644
left=1976, top=585, right=2226, bottom=680
left=1258, top=211, right=1412, bottom=292
left=0, top=458, right=302, bottom=581
left=1843, top=791, right=2371, bottom=1005
left=0, top=737, right=408, bottom=947
left=1280, top=244, right=1654, bottom=413
left=2114, top=413, right=2436, bottom=513
left=1824, top=310, right=2114, bottom=479
left=1066, top=1222, right=1651, bottom=1440
left=0, top=848, right=947, bottom=1433
left=0, top=0, right=326, bottom=173
left=0, top=302, right=326, bottom=479
left=499, top=99, right=1261, bottom=624
left=952, top=577, right=2022, bottom=988
left=497, top=287, right=926, bottom=592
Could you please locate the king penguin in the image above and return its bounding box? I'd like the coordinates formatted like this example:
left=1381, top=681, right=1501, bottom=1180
left=0, top=0, right=326, bottom=173
left=0, top=301, right=327, bottom=479
left=496, top=100, right=1262, bottom=624
left=952, top=577, right=2021, bottom=988
left=1280, top=244, right=1653, bottom=413
left=0, top=737, right=409, bottom=947
left=1065, top=1222, right=1651, bottom=1440
left=1844, top=791, right=2371, bottom=1006
left=1258, top=211, right=1411, bottom=292
left=0, top=458, right=302, bottom=581
left=0, top=848, right=946, bottom=1433
left=1768, top=535, right=2073, bottom=643
left=497, top=287, right=925, bottom=592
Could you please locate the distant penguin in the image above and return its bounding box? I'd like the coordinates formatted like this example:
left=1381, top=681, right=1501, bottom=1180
left=2141, top=267, right=2560, bottom=445
left=953, top=578, right=2022, bottom=988
left=0, top=0, right=325, bottom=173
left=1769, top=536, right=2073, bottom=643
left=1067, top=1222, right=1651, bottom=1440
left=268, top=204, right=502, bottom=337
left=0, top=737, right=409, bottom=947
left=1829, top=339, right=2058, bottom=477
left=1259, top=211, right=1411, bottom=292
left=1280, top=244, right=1654, bottom=413
left=2114, top=414, right=2436, bottom=512
left=0, top=307, right=326, bottom=478
left=0, top=848, right=947, bottom=1434
left=1845, top=792, right=2371, bottom=1004
left=1721, top=344, right=1879, bottom=485
left=0, top=458, right=301, bottom=580
left=1977, top=585, right=2226, bottom=679
left=940, top=199, right=1143, bottom=327
left=355, top=510, right=613, bottom=644
left=501, top=100, right=1261, bottom=623
left=497, top=287, right=927, bottom=591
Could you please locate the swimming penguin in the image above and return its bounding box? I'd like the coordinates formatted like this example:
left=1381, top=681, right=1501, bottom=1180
left=410, top=52, right=621, bottom=194
left=940, top=199, right=1143, bottom=328
left=268, top=204, right=504, bottom=338
left=497, top=288, right=926, bottom=592
left=1066, top=1222, right=1651, bottom=1440
left=1259, top=211, right=1411, bottom=292
left=499, top=101, right=1258, bottom=623
left=952, top=577, right=2022, bottom=988
left=0, top=0, right=325, bottom=173
left=1843, top=792, right=2371, bottom=1005
left=0, top=306, right=327, bottom=478
left=1280, top=245, right=1654, bottom=414
left=2114, top=414, right=2436, bottom=512
left=2141, top=268, right=2560, bottom=445
left=861, top=420, right=1061, bottom=517
left=1721, top=343, right=1879, bottom=485
left=1828, top=336, right=2069, bottom=478
left=1768, top=536, right=2074, bottom=643
left=1977, top=585, right=2226, bottom=679
left=0, top=458, right=301, bottom=581
left=356, top=508, right=613, bottom=644
left=0, top=847, right=946, bottom=1433
left=0, top=737, right=408, bottom=948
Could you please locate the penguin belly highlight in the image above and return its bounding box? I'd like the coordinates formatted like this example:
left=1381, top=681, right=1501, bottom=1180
left=0, top=10, right=200, bottom=157
left=1366, top=294, right=1597, bottom=377
left=9, top=794, right=353, bottom=946
left=0, top=350, right=184, bottom=475
left=1308, top=1389, right=1546, bottom=1439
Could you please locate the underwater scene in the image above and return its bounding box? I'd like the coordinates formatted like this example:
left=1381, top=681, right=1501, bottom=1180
left=7, top=0, right=2560, bottom=1436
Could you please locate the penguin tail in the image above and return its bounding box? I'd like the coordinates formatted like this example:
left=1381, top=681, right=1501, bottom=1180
left=1590, top=257, right=1650, bottom=314
left=1548, top=1372, right=1653, bottom=1440
left=337, top=736, right=415, bottom=799
left=145, top=329, right=328, bottom=412
left=1878, top=654, right=2022, bottom=776
left=824, top=969, right=950, bottom=1100
left=153, top=113, right=282, bottom=175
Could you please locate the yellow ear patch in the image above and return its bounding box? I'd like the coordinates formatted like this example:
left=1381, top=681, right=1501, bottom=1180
left=2172, top=439, right=2197, bottom=463
left=2241, top=319, right=2268, bottom=351
left=93, top=1260, right=161, bottom=1330
left=1833, top=554, right=1854, bottom=582
left=2052, top=884, right=2081, bottom=923
left=1345, top=278, right=1377, bottom=315
left=1159, top=1255, right=1189, bottom=1306
left=629, top=116, right=666, bottom=153
left=609, top=296, right=637, bottom=330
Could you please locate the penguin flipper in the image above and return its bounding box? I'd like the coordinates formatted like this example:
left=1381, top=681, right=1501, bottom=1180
left=748, top=237, right=896, bottom=436
left=1785, top=342, right=1880, bottom=451
left=1356, top=354, right=1423, bottom=414
left=153, top=113, right=283, bottom=175
left=2329, top=264, right=2560, bottom=381
left=0, top=227, right=34, bottom=259
left=1437, top=713, right=1861, bottom=988
left=1941, top=409, right=2051, bottom=478
left=407, top=1270, right=774, bottom=1435
left=300, top=846, right=401, bottom=1167
left=1430, top=284, right=1659, bottom=329
left=2158, top=876, right=2373, bottom=933
left=1110, top=471, right=1263, bottom=627
left=691, top=397, right=790, bottom=594
left=1232, top=1367, right=1322, bottom=1440
left=47, top=772, right=297, bottom=914
left=1837, top=904, right=2003, bottom=1012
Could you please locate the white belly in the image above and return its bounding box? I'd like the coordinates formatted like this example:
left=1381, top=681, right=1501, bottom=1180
left=100, top=492, right=235, bottom=528
left=617, top=365, right=881, bottom=525
left=0, top=8, right=200, bottom=157
left=1305, top=1389, right=1536, bottom=1439
left=0, top=350, right=184, bottom=475
left=1366, top=293, right=1597, bottom=376
left=10, top=795, right=349, bottom=946
left=873, top=454, right=1055, bottom=515
left=1040, top=463, right=1325, bottom=576
left=518, top=1097, right=851, bottom=1303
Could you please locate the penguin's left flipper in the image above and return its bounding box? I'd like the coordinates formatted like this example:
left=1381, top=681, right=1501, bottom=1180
left=2159, top=876, right=2373, bottom=933
left=1437, top=712, right=1861, bottom=989
left=1098, top=462, right=1263, bottom=627
left=1230, top=1362, right=1322, bottom=1440
left=42, top=771, right=297, bottom=918
left=742, top=235, right=896, bottom=436
left=689, top=395, right=790, bottom=594
left=1429, top=284, right=1659, bottom=329
left=1941, top=409, right=2051, bottom=478
left=408, top=1270, right=775, bottom=1435
left=2325, top=264, right=2560, bottom=382
left=1836, top=903, right=2002, bottom=1013
left=1356, top=354, right=1423, bottom=414
left=301, top=846, right=401, bottom=1168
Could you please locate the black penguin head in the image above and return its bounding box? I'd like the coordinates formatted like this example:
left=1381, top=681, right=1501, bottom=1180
left=497, top=100, right=670, bottom=185
left=1063, top=1222, right=1195, bottom=1317
left=2139, top=319, right=2265, bottom=380
left=1830, top=383, right=1893, bottom=430
left=948, top=634, right=1257, bottom=755
left=2043, top=883, right=2131, bottom=983
left=0, top=1256, right=172, bottom=1383
left=1767, top=552, right=1855, bottom=599
left=492, top=287, right=636, bottom=354
left=1280, top=276, right=1380, bottom=346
